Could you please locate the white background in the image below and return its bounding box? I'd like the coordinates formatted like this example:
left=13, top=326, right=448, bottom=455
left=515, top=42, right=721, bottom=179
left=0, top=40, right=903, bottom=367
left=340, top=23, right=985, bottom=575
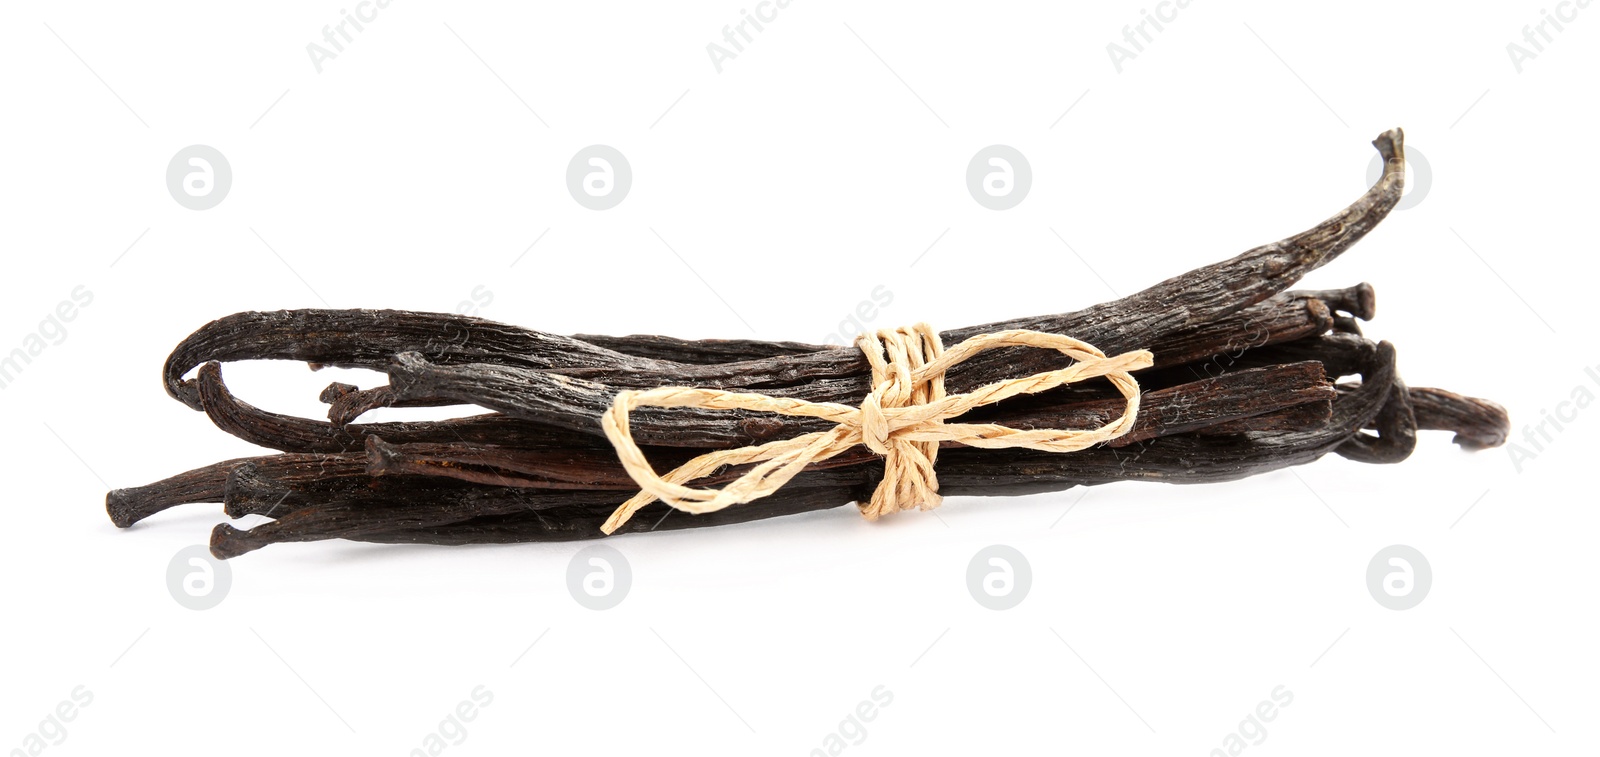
left=2, top=1, right=1596, bottom=754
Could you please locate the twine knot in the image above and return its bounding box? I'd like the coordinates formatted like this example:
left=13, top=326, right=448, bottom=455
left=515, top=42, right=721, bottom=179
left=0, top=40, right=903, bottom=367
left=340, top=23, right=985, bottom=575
left=599, top=323, right=1154, bottom=534
left=859, top=393, right=891, bottom=454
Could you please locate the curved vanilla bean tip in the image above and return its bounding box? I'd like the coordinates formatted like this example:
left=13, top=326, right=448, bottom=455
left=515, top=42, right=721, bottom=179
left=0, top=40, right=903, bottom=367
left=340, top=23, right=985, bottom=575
left=944, top=130, right=1408, bottom=374
left=324, top=383, right=459, bottom=426
left=106, top=491, right=200, bottom=529
left=502, top=130, right=1410, bottom=405
left=197, top=361, right=359, bottom=452
left=198, top=359, right=611, bottom=454
left=1374, top=128, right=1404, bottom=176
left=326, top=384, right=391, bottom=426
left=104, top=492, right=143, bottom=529
left=1351, top=282, right=1377, bottom=321
left=105, top=458, right=251, bottom=527
left=162, top=309, right=636, bottom=411
left=1409, top=387, right=1510, bottom=450
left=324, top=384, right=374, bottom=425
left=210, top=524, right=258, bottom=560
left=106, top=489, right=166, bottom=529
left=318, top=382, right=358, bottom=404
left=1251, top=128, right=1404, bottom=285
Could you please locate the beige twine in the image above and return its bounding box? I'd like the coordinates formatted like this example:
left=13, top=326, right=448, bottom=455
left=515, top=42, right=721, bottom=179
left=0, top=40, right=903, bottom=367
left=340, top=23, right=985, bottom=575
left=599, top=324, right=1154, bottom=534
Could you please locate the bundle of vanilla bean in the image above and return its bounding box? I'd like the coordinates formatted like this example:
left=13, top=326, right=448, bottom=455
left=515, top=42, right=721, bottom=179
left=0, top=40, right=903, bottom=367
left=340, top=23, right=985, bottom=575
left=107, top=129, right=1508, bottom=559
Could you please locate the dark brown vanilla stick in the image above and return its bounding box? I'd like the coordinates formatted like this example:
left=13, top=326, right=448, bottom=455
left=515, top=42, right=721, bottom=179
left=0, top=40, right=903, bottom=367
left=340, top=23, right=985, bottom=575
left=219, top=462, right=649, bottom=524
left=920, top=129, right=1405, bottom=391
left=108, top=454, right=381, bottom=527
left=206, top=374, right=1314, bottom=523
left=213, top=493, right=618, bottom=558
left=175, top=216, right=1363, bottom=451
left=549, top=131, right=1404, bottom=397
left=106, top=458, right=253, bottom=527
left=319, top=382, right=459, bottom=426
left=118, top=291, right=1427, bottom=544
left=239, top=504, right=807, bottom=548
left=381, top=289, right=1344, bottom=449
left=194, top=362, right=610, bottom=454
left=1408, top=387, right=1510, bottom=450
left=187, top=289, right=1348, bottom=454
left=209, top=342, right=1401, bottom=553
left=326, top=283, right=1345, bottom=431
left=114, top=127, right=1521, bottom=559
left=577, top=285, right=1365, bottom=368
left=344, top=284, right=1338, bottom=434
left=377, top=357, right=1334, bottom=489
left=105, top=450, right=508, bottom=529
left=206, top=340, right=1402, bottom=556
left=163, top=309, right=656, bottom=412
left=210, top=485, right=856, bottom=557
left=362, top=392, right=1340, bottom=493
left=205, top=280, right=1356, bottom=447
left=199, top=312, right=1342, bottom=457
left=362, top=361, right=1334, bottom=489
left=164, top=131, right=1405, bottom=418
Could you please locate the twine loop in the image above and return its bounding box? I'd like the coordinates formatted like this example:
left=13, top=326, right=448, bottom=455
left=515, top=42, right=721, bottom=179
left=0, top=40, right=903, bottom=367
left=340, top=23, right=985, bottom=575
left=599, top=324, right=1154, bottom=534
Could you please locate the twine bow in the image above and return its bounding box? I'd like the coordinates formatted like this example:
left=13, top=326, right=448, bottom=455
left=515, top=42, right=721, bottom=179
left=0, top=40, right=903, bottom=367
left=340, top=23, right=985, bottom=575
left=599, top=324, right=1154, bottom=534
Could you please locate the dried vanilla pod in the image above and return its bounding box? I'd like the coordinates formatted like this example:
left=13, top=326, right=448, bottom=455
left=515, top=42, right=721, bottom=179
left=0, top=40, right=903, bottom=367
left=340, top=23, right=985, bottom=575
left=104, top=128, right=1509, bottom=558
